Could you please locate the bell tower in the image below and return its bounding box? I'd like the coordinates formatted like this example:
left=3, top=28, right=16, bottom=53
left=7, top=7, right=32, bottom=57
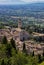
left=18, top=19, right=22, bottom=28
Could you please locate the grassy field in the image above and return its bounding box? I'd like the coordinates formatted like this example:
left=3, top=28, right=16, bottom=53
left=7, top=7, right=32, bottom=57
left=39, top=62, right=44, bottom=65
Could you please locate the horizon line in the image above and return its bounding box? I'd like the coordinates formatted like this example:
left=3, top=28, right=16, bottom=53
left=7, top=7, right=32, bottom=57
left=0, top=2, right=44, bottom=5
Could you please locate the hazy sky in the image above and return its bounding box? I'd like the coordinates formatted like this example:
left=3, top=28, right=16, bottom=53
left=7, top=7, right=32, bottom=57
left=0, top=0, right=44, bottom=4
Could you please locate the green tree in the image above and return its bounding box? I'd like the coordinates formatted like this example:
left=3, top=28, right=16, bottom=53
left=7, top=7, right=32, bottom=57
left=32, top=51, right=34, bottom=57
left=43, top=50, right=44, bottom=57
left=28, top=56, right=38, bottom=65
left=38, top=54, right=42, bottom=63
left=22, top=42, right=27, bottom=54
left=6, top=44, right=12, bottom=57
left=2, top=36, right=8, bottom=44
left=1, top=59, right=6, bottom=65
left=10, top=38, right=16, bottom=50
left=42, top=50, right=44, bottom=61
left=16, top=52, right=28, bottom=65
left=7, top=59, right=11, bottom=65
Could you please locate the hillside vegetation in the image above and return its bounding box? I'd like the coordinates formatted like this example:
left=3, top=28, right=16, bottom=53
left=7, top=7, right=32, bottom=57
left=39, top=62, right=44, bottom=65
left=0, top=36, right=44, bottom=65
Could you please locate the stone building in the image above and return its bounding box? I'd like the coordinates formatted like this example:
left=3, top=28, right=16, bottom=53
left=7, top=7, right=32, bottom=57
left=11, top=19, right=30, bottom=41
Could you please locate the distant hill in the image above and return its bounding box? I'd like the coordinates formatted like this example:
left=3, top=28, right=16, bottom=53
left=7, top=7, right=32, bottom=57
left=17, top=3, right=44, bottom=11
left=9, top=3, right=44, bottom=11
left=26, top=3, right=44, bottom=11
left=0, top=3, right=44, bottom=11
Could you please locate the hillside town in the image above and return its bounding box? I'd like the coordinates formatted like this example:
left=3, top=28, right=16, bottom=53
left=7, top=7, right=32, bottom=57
left=0, top=19, right=44, bottom=55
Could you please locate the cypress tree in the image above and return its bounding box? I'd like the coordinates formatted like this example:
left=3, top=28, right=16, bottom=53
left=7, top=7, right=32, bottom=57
left=32, top=51, right=34, bottom=57
left=1, top=59, right=6, bottom=65
left=2, top=36, right=8, bottom=44
left=10, top=38, right=16, bottom=50
left=6, top=44, right=12, bottom=57
left=23, top=42, right=27, bottom=54
left=38, top=54, right=42, bottom=63
left=42, top=50, right=44, bottom=60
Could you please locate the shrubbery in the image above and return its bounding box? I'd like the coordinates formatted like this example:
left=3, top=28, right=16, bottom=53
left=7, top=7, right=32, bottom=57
left=0, top=36, right=44, bottom=65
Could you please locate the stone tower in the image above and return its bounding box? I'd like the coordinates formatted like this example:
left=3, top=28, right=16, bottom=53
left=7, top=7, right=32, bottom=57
left=18, top=19, right=22, bottom=28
